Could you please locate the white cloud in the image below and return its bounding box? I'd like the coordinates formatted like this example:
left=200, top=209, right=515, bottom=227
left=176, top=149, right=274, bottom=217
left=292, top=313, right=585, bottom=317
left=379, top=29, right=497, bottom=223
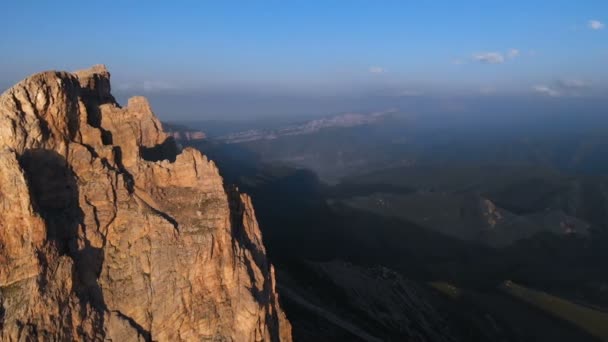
left=533, top=79, right=591, bottom=97
left=469, top=49, right=521, bottom=64
left=533, top=85, right=561, bottom=97
left=472, top=52, right=505, bottom=64
left=507, top=48, right=520, bottom=58
left=589, top=20, right=605, bottom=30
left=369, top=66, right=386, bottom=74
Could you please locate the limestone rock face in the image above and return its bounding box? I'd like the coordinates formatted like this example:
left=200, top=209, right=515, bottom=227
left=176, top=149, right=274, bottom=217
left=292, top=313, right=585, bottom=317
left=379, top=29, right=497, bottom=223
left=0, top=65, right=291, bottom=341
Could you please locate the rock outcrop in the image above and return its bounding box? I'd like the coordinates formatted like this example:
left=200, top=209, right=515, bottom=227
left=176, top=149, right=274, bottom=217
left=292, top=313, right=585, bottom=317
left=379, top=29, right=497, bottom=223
left=0, top=65, right=291, bottom=341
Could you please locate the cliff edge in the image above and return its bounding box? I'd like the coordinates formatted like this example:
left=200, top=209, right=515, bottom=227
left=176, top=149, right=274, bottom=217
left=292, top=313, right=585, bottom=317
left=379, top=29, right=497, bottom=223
left=0, top=65, right=291, bottom=341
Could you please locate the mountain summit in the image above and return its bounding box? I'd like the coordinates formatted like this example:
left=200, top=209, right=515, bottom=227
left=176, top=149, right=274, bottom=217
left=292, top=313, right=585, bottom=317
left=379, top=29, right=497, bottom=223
left=0, top=65, right=291, bottom=341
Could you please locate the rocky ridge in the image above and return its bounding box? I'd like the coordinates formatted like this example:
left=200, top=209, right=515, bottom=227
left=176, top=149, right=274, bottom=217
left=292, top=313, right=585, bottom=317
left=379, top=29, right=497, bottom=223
left=0, top=65, right=291, bottom=341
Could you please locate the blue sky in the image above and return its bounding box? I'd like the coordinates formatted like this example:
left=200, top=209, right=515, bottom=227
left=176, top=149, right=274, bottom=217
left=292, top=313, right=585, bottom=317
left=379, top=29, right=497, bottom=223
left=1, top=1, right=606, bottom=118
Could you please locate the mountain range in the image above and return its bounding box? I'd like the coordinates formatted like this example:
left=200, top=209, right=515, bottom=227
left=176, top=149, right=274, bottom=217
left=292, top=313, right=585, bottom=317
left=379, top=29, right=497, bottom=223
left=2, top=66, right=608, bottom=342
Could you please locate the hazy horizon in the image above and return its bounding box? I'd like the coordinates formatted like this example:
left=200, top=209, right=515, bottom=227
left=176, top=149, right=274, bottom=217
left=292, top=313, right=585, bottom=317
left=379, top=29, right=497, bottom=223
left=1, top=1, right=607, bottom=120
left=2, top=3, right=608, bottom=341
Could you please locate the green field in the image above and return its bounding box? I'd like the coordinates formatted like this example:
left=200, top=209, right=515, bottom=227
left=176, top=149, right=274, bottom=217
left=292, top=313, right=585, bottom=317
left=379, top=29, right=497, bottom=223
left=429, top=281, right=463, bottom=300
left=501, top=281, right=608, bottom=341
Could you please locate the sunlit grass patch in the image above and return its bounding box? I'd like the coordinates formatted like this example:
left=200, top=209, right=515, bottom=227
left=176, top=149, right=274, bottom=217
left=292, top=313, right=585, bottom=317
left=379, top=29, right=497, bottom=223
left=501, top=280, right=608, bottom=340
left=429, top=281, right=462, bottom=300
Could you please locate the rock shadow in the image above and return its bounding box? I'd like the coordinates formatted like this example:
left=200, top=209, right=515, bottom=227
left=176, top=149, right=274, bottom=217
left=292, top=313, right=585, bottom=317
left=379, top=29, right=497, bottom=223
left=226, top=185, right=284, bottom=342
left=140, top=137, right=179, bottom=163
left=84, top=102, right=113, bottom=145
left=19, top=149, right=108, bottom=336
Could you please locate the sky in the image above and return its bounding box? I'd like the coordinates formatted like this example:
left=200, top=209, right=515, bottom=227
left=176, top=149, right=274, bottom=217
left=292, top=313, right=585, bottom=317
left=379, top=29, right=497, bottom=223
left=0, top=1, right=607, bottom=119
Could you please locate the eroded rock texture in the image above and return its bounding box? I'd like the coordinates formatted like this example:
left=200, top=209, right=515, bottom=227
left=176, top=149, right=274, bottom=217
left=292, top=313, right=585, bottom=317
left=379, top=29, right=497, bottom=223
left=0, top=65, right=291, bottom=341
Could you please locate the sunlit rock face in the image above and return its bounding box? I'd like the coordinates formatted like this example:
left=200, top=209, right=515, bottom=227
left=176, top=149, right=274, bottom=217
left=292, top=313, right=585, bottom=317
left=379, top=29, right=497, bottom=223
left=0, top=65, right=291, bottom=341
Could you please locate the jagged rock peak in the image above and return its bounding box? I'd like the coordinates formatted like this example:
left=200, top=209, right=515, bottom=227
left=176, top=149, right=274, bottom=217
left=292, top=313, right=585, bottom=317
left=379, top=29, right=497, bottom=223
left=75, top=63, right=109, bottom=75
left=0, top=66, right=291, bottom=341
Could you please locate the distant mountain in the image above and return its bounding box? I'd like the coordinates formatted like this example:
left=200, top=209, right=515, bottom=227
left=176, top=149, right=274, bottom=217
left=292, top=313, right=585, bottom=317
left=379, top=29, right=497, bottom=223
left=161, top=94, right=608, bottom=341
left=171, top=105, right=608, bottom=184
left=163, top=121, right=206, bottom=141
left=217, top=109, right=397, bottom=143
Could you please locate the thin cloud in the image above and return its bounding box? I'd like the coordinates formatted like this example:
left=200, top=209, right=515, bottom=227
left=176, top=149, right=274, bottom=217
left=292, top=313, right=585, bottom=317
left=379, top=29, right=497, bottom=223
left=533, top=79, right=591, bottom=97
left=369, top=66, right=386, bottom=74
left=556, top=79, right=590, bottom=89
left=143, top=81, right=176, bottom=92
left=472, top=52, right=505, bottom=64
left=589, top=20, right=605, bottom=30
left=470, top=49, right=520, bottom=64
left=507, top=49, right=520, bottom=58
left=115, top=81, right=177, bottom=92
left=533, top=85, right=560, bottom=97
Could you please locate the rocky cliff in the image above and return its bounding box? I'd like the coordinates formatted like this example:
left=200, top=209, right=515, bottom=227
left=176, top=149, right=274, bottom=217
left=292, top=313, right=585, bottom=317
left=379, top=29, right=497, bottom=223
left=0, top=65, right=291, bottom=341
